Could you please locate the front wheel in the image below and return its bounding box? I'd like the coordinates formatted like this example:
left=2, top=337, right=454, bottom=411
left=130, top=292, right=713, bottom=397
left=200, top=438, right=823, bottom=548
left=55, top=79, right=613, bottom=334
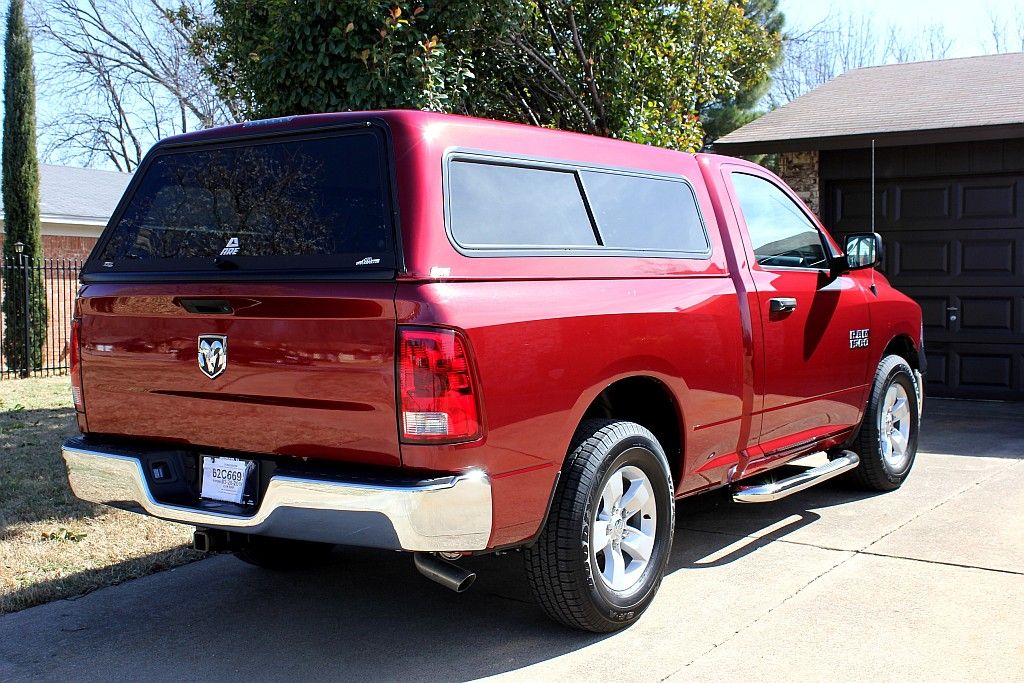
left=850, top=354, right=920, bottom=491
left=524, top=420, right=675, bottom=632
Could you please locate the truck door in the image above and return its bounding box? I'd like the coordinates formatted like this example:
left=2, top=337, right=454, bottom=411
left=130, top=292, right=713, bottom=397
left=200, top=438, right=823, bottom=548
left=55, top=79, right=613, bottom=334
left=723, top=168, right=872, bottom=450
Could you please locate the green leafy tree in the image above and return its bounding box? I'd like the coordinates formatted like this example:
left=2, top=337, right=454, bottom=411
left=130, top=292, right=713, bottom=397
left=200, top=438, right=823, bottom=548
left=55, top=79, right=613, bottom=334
left=195, top=1, right=780, bottom=152
left=461, top=0, right=780, bottom=150
left=2, top=0, right=46, bottom=373
left=699, top=0, right=784, bottom=150
left=193, top=1, right=479, bottom=118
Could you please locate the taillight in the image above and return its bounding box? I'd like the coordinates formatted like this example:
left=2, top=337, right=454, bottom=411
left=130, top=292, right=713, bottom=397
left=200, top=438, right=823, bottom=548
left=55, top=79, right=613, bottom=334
left=398, top=327, right=480, bottom=442
left=69, top=316, right=84, bottom=412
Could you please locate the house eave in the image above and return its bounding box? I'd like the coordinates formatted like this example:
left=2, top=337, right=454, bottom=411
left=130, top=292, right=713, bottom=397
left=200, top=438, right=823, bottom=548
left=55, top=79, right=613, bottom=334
left=0, top=215, right=108, bottom=239
left=713, top=122, right=1024, bottom=156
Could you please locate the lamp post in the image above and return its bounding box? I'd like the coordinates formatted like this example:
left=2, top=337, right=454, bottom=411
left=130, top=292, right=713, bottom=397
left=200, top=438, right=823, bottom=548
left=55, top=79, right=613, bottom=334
left=13, top=242, right=30, bottom=377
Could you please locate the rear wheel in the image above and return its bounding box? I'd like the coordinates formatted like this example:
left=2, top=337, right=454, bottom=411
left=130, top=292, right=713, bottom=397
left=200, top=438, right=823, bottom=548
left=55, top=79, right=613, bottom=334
left=850, top=354, right=920, bottom=491
left=524, top=420, right=675, bottom=632
left=233, top=535, right=334, bottom=570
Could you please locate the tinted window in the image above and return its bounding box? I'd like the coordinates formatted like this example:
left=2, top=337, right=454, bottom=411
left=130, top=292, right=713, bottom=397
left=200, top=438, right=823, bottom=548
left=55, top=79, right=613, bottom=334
left=581, top=171, right=708, bottom=252
left=731, top=173, right=827, bottom=268
left=91, top=132, right=393, bottom=273
left=448, top=161, right=597, bottom=247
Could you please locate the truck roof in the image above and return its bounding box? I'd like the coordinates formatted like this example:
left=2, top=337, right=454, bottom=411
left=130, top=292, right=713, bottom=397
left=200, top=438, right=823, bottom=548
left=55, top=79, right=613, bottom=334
left=146, top=110, right=726, bottom=282
left=158, top=110, right=701, bottom=164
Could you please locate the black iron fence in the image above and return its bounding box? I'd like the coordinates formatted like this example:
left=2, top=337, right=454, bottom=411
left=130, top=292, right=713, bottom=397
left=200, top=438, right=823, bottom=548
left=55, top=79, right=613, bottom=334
left=0, top=254, right=83, bottom=379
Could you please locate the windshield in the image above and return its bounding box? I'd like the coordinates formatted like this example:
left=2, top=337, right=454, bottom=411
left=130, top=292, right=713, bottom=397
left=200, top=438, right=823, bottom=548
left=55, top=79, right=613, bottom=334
left=87, top=130, right=396, bottom=275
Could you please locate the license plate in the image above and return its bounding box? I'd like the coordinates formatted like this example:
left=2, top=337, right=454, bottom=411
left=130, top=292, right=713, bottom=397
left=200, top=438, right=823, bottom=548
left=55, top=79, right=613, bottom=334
left=200, top=456, right=257, bottom=505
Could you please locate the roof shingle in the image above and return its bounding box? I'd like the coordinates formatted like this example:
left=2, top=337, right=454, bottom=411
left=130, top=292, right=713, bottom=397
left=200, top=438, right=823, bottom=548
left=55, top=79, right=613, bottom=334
left=0, top=164, right=132, bottom=222
left=715, top=52, right=1024, bottom=154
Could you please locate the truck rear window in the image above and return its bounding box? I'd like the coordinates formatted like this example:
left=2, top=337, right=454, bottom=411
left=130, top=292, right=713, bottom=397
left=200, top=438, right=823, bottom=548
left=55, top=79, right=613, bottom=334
left=87, top=131, right=395, bottom=275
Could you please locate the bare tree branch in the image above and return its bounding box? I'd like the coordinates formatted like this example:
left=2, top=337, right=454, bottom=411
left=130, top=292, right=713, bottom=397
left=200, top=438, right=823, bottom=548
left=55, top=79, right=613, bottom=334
left=565, top=3, right=608, bottom=136
left=987, top=7, right=1024, bottom=53
left=505, top=32, right=599, bottom=134
left=31, top=0, right=234, bottom=170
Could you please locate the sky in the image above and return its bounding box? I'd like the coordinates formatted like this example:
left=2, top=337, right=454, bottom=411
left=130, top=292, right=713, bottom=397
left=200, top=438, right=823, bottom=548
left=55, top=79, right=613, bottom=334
left=4, top=0, right=1024, bottom=171
left=779, top=0, right=1023, bottom=58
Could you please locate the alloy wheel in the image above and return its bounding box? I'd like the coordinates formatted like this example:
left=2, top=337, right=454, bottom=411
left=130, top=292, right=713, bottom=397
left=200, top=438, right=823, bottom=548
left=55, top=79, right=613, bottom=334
left=879, top=383, right=912, bottom=470
left=590, top=461, right=658, bottom=592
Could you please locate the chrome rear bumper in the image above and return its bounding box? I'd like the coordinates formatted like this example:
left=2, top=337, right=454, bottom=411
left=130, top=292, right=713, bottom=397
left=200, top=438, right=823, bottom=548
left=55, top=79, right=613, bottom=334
left=62, top=440, right=493, bottom=552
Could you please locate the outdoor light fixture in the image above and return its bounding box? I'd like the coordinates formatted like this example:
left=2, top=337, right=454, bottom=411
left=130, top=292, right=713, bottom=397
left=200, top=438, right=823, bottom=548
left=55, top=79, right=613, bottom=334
left=13, top=241, right=24, bottom=254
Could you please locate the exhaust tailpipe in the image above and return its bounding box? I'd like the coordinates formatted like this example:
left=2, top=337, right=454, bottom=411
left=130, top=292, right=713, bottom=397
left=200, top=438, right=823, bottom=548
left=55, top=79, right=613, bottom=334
left=414, top=553, right=476, bottom=593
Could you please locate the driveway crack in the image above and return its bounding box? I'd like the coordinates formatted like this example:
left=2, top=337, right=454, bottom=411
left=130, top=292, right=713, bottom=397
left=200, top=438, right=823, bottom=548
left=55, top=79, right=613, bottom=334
left=851, top=551, right=1023, bottom=576
left=661, top=549, right=856, bottom=680
left=857, top=458, right=1022, bottom=555
left=662, top=459, right=1023, bottom=680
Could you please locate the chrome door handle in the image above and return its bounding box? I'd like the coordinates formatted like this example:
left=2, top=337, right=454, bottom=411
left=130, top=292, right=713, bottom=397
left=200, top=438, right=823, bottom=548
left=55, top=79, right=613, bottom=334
left=769, top=297, right=798, bottom=313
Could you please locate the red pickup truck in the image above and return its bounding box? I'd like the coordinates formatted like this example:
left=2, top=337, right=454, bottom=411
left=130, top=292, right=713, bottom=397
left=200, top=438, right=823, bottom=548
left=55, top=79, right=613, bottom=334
left=63, top=110, right=923, bottom=632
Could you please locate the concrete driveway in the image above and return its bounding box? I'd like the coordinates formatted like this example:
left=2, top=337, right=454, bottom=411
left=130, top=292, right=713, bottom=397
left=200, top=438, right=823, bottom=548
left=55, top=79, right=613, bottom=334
left=2, top=399, right=1022, bottom=682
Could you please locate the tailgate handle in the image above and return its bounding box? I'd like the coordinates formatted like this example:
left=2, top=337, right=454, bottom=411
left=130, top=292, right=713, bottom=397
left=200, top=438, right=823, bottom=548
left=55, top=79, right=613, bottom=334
left=179, top=298, right=234, bottom=315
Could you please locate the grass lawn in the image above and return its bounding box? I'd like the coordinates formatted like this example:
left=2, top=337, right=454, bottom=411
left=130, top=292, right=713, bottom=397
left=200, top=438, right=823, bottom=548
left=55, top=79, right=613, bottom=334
left=0, top=375, right=201, bottom=614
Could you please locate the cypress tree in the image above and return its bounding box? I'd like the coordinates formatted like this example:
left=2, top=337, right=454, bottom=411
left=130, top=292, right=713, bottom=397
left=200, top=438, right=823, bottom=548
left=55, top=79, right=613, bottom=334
left=2, top=0, right=46, bottom=373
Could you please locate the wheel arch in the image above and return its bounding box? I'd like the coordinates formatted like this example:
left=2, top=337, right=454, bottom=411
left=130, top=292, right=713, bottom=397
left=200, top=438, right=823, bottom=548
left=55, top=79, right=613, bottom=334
left=882, top=333, right=922, bottom=372
left=577, top=375, right=685, bottom=488
left=842, top=334, right=923, bottom=454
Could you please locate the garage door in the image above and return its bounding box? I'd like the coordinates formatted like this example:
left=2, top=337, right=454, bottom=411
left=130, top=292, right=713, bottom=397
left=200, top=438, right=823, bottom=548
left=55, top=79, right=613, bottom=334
left=823, top=143, right=1024, bottom=400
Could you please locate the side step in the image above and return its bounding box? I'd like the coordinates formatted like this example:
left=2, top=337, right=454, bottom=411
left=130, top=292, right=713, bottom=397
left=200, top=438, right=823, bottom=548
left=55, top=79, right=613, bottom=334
left=732, top=450, right=860, bottom=504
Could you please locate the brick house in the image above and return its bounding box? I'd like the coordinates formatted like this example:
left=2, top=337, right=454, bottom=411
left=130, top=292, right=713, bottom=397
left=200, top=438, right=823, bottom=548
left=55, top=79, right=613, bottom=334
left=715, top=52, right=1024, bottom=400
left=1, top=165, right=130, bottom=372
left=0, top=163, right=131, bottom=260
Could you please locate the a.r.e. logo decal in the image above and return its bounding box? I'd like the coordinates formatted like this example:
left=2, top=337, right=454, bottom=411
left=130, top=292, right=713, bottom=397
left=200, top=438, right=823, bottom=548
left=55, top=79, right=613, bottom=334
left=220, top=237, right=240, bottom=256
left=849, top=329, right=870, bottom=349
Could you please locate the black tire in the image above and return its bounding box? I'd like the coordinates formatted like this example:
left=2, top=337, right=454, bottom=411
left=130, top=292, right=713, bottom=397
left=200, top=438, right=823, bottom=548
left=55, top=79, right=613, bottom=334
left=234, top=535, right=334, bottom=570
left=524, top=420, right=675, bottom=632
left=850, top=354, right=920, bottom=491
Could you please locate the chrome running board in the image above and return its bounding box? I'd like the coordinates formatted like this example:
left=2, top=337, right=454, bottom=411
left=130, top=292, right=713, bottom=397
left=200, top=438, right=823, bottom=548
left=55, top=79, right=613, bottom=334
left=732, top=450, right=860, bottom=504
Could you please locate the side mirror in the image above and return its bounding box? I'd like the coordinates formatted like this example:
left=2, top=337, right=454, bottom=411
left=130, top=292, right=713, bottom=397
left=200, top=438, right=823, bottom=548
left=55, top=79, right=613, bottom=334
left=842, top=232, right=883, bottom=271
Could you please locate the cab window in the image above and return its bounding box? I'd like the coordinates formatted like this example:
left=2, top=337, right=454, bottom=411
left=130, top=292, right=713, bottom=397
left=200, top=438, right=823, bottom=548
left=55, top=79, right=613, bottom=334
left=731, top=172, right=827, bottom=269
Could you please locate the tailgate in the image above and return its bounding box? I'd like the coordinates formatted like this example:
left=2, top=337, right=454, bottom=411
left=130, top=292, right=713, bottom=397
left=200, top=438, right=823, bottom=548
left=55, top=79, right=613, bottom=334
left=75, top=122, right=404, bottom=467
left=79, top=282, right=401, bottom=467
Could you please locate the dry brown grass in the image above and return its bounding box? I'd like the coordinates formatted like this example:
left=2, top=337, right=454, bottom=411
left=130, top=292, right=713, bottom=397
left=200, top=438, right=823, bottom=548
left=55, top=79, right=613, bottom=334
left=0, top=375, right=202, bottom=614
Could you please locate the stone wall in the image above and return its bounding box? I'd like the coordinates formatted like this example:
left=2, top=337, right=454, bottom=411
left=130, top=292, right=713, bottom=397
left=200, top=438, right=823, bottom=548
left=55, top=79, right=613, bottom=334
left=0, top=234, right=98, bottom=261
left=41, top=235, right=98, bottom=261
left=777, top=150, right=821, bottom=216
